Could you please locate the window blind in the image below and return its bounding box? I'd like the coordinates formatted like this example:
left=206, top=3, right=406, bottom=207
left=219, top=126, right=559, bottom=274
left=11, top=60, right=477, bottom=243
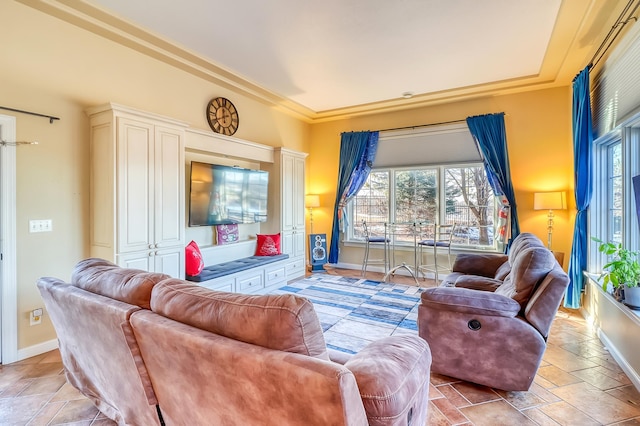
left=373, top=122, right=481, bottom=168
left=592, top=25, right=640, bottom=138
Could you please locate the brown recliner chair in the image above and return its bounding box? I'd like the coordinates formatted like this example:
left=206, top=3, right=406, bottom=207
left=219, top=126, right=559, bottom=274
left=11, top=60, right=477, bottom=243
left=418, top=233, right=569, bottom=391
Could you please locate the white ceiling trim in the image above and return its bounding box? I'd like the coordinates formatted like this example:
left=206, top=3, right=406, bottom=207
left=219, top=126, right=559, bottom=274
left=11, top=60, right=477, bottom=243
left=17, top=0, right=629, bottom=122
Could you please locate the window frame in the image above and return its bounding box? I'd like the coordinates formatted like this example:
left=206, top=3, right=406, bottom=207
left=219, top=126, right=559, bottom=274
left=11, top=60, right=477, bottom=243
left=589, top=121, right=640, bottom=274
left=346, top=161, right=500, bottom=251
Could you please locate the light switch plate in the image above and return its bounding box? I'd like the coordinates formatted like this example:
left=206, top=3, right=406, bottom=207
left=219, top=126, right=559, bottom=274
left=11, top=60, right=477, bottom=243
left=29, top=220, right=52, bottom=233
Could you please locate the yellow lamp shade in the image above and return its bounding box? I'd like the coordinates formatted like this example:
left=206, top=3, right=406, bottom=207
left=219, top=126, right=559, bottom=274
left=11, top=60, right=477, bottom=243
left=533, top=191, right=566, bottom=210
left=305, top=195, right=320, bottom=208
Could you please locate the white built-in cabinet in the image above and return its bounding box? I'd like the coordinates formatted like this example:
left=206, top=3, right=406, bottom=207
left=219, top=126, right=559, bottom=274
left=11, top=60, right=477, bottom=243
left=264, top=148, right=308, bottom=279
left=87, top=103, right=187, bottom=278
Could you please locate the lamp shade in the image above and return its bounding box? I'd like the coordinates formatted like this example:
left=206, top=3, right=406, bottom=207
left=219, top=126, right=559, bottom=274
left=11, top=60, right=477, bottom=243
left=305, top=194, right=320, bottom=208
left=533, top=191, right=567, bottom=210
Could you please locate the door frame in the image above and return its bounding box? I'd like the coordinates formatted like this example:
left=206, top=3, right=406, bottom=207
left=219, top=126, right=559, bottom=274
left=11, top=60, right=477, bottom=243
left=1, top=115, right=18, bottom=364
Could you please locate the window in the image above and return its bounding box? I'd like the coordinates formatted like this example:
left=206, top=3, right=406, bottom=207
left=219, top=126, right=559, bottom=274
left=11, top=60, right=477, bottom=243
left=444, top=167, right=496, bottom=247
left=349, top=163, right=498, bottom=250
left=590, top=125, right=640, bottom=274
left=608, top=142, right=623, bottom=244
left=352, top=170, right=389, bottom=240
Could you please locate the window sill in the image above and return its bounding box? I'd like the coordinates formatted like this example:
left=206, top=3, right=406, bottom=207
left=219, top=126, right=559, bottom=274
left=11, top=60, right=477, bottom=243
left=585, top=273, right=640, bottom=321
left=342, top=240, right=502, bottom=255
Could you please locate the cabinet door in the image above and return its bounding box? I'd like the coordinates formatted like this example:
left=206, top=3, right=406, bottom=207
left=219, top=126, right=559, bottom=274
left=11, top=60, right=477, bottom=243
left=153, top=247, right=184, bottom=278
left=154, top=126, right=185, bottom=250
left=293, top=230, right=306, bottom=259
left=292, top=155, right=306, bottom=231
left=117, top=118, right=153, bottom=253
left=280, top=230, right=294, bottom=257
left=281, top=154, right=295, bottom=232
left=117, top=251, right=152, bottom=271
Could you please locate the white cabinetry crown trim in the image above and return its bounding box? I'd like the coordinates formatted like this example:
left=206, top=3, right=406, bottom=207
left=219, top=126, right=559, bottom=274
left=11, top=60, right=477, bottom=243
left=185, top=128, right=275, bottom=163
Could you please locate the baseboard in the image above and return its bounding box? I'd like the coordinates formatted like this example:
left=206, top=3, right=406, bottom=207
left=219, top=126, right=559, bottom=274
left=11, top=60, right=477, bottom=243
left=17, top=339, right=58, bottom=361
left=580, top=306, right=640, bottom=392
left=331, top=262, right=445, bottom=281
left=598, top=329, right=640, bottom=391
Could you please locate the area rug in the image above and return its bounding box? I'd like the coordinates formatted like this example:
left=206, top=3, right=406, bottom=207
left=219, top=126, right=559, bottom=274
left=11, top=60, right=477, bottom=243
left=267, top=274, right=428, bottom=354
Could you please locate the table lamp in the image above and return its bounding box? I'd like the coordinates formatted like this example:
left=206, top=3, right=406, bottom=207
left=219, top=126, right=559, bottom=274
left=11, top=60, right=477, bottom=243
left=533, top=191, right=567, bottom=249
left=305, top=194, right=320, bottom=234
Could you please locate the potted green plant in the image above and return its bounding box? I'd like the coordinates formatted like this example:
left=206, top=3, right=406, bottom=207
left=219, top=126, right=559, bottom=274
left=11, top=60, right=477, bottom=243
left=592, top=237, right=640, bottom=308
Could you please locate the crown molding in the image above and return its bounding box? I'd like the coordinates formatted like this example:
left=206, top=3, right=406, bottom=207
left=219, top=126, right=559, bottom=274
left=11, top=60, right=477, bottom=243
left=17, top=0, right=629, bottom=123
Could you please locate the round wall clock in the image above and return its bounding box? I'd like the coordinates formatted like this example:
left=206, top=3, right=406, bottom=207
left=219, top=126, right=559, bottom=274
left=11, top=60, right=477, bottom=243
left=206, top=97, right=239, bottom=136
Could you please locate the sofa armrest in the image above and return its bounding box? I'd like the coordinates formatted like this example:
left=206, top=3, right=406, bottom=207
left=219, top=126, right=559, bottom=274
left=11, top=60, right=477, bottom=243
left=452, top=253, right=508, bottom=277
left=420, top=287, right=520, bottom=317
left=345, top=335, right=431, bottom=426
left=327, top=348, right=353, bottom=365
left=453, top=275, right=504, bottom=292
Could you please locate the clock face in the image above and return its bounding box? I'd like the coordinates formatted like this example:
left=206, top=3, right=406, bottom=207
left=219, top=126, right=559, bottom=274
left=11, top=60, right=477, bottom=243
left=207, top=97, right=239, bottom=136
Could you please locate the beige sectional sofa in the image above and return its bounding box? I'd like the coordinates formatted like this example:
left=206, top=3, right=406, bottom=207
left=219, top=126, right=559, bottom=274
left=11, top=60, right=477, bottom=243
left=38, top=258, right=432, bottom=426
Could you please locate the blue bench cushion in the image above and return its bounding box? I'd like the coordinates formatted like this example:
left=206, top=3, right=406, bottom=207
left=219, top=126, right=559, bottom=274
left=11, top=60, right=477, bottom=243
left=185, top=254, right=290, bottom=282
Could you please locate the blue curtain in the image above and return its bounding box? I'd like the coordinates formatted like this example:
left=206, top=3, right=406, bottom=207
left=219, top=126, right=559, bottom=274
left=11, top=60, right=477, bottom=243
left=328, top=131, right=379, bottom=264
left=466, top=113, right=520, bottom=246
left=565, top=66, right=593, bottom=309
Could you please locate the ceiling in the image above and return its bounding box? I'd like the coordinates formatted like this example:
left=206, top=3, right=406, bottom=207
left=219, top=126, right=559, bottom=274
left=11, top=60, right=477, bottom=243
left=23, top=0, right=627, bottom=121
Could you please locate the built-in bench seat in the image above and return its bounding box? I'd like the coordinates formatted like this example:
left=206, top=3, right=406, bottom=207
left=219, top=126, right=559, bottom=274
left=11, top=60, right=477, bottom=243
left=186, top=254, right=290, bottom=282
left=185, top=240, right=297, bottom=293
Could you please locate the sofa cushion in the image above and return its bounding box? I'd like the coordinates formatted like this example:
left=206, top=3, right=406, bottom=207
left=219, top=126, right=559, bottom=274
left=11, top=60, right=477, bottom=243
left=255, top=233, right=281, bottom=256
left=186, top=254, right=289, bottom=281
left=421, top=287, right=521, bottom=317
left=494, top=261, right=512, bottom=281
left=454, top=275, right=504, bottom=291
left=71, top=258, right=170, bottom=309
left=344, top=335, right=432, bottom=426
left=451, top=253, right=508, bottom=277
left=508, top=232, right=544, bottom=260
left=150, top=279, right=330, bottom=360
left=185, top=240, right=204, bottom=276
left=495, top=246, right=556, bottom=309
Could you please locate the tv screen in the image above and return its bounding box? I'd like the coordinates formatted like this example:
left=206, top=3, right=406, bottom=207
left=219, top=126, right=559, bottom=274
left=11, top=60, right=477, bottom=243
left=189, top=162, right=269, bottom=226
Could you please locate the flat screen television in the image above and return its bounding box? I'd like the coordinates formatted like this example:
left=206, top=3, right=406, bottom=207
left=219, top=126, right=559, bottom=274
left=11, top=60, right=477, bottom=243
left=189, top=162, right=269, bottom=226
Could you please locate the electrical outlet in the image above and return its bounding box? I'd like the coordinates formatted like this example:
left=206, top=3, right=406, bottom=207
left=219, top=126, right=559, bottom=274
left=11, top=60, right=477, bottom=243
left=30, top=308, right=43, bottom=326
left=29, top=220, right=52, bottom=233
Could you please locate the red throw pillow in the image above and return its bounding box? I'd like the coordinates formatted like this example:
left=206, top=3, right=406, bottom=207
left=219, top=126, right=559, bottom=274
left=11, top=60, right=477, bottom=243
left=185, top=240, right=204, bottom=276
left=255, top=234, right=281, bottom=256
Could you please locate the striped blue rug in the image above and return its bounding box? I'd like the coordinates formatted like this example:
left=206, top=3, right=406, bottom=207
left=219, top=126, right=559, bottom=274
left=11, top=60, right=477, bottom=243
left=269, top=274, right=427, bottom=354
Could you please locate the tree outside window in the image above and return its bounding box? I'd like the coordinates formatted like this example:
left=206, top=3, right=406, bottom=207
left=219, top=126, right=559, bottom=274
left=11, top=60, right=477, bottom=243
left=445, top=166, right=495, bottom=246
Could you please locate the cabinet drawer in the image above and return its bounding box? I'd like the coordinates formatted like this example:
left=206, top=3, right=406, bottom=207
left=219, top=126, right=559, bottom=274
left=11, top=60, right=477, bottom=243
left=286, top=258, right=306, bottom=279
left=237, top=272, right=264, bottom=292
left=200, top=278, right=234, bottom=292
left=265, top=264, right=287, bottom=286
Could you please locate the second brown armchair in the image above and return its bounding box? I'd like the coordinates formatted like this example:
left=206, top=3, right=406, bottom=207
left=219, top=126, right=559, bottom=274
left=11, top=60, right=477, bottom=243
left=417, top=233, right=569, bottom=391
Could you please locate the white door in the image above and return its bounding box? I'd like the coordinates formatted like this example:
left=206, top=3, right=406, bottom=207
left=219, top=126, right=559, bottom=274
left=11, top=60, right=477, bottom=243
left=0, top=115, right=18, bottom=364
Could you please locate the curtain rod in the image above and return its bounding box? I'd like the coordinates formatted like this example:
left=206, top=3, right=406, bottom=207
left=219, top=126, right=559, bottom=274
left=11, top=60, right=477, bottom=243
left=374, top=118, right=467, bottom=134
left=588, top=0, right=640, bottom=71
left=0, top=106, right=60, bottom=124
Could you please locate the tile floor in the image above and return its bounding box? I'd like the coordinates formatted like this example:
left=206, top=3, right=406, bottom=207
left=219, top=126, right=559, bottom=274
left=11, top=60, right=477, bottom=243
left=1, top=268, right=639, bottom=425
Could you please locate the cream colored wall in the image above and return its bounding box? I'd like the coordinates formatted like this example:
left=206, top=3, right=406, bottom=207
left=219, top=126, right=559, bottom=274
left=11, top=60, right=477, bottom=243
left=6, top=85, right=90, bottom=350
left=308, top=87, right=575, bottom=269
left=1, top=1, right=309, bottom=351
left=1, top=0, right=574, bottom=353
